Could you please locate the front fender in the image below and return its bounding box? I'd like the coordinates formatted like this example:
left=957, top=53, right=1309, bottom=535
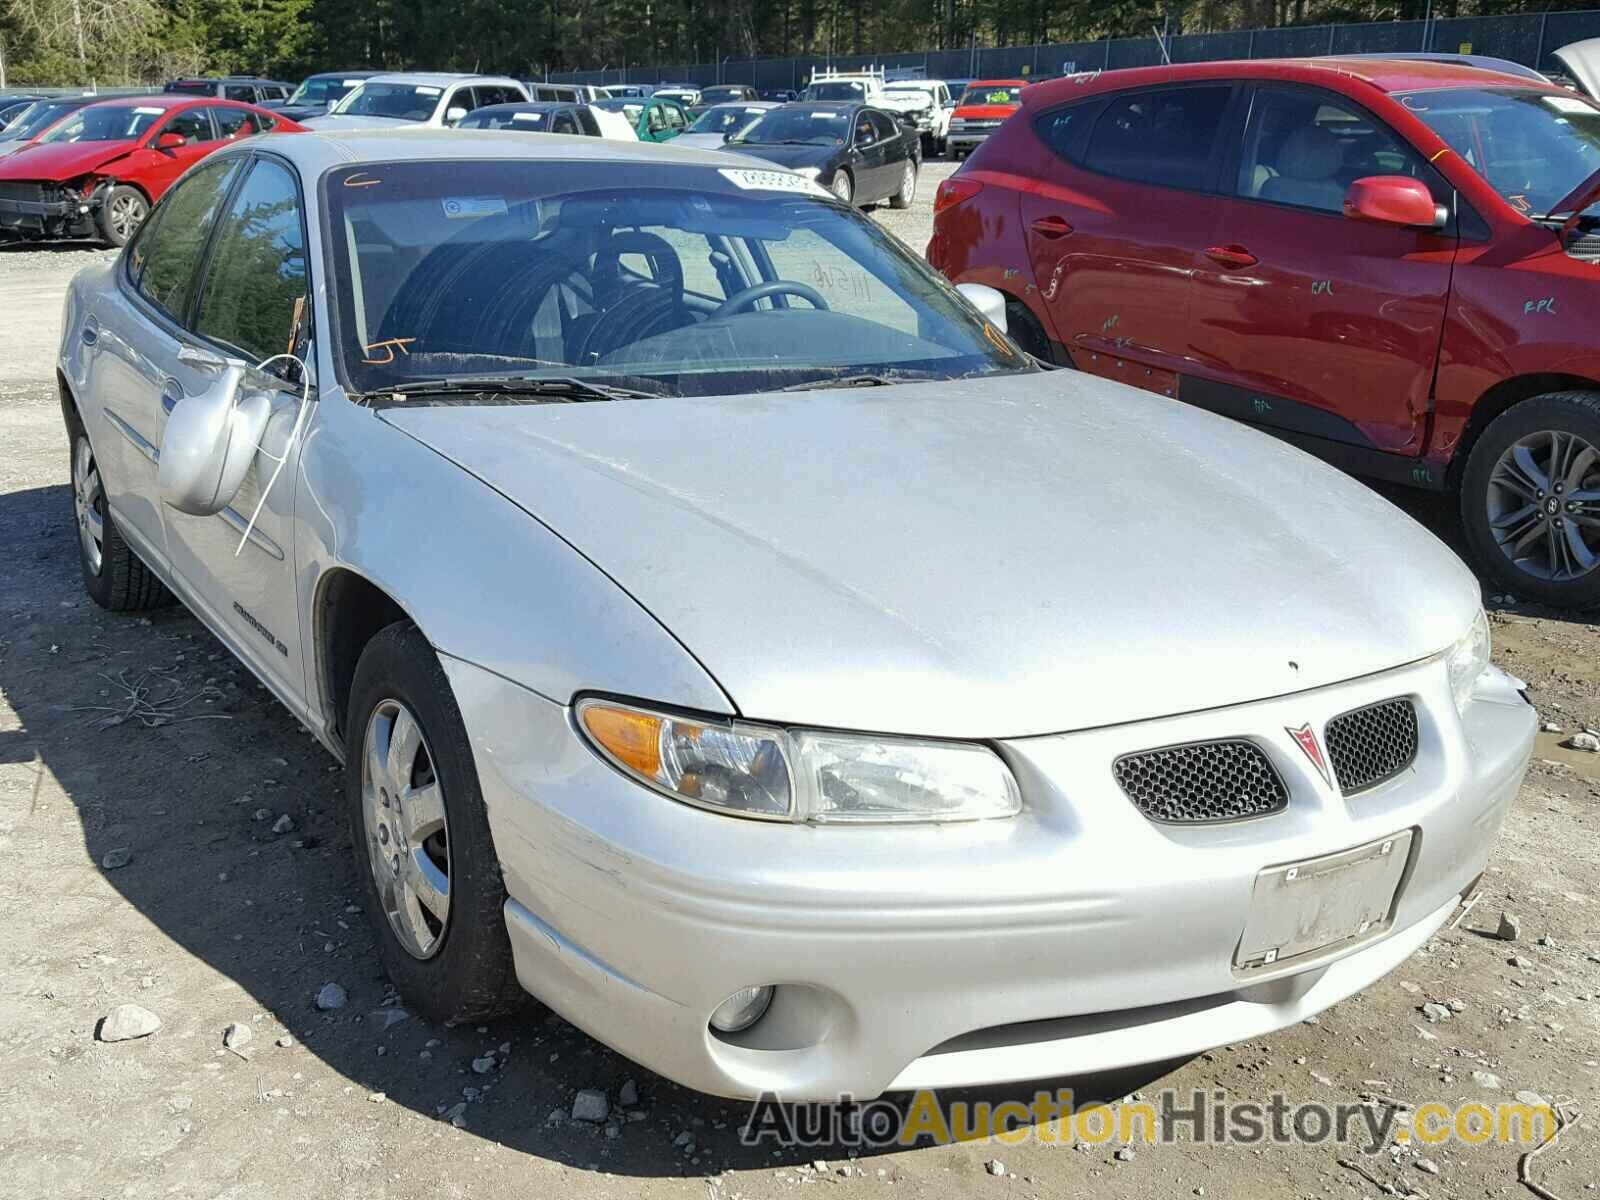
left=295, top=393, right=733, bottom=727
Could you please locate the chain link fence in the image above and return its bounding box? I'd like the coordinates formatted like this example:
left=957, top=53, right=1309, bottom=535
left=545, top=9, right=1600, bottom=88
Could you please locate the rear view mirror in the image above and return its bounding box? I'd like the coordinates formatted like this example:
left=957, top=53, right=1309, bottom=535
left=154, top=131, right=187, bottom=151
left=1343, top=176, right=1442, bottom=229
left=955, top=283, right=1009, bottom=334
left=157, top=361, right=271, bottom=516
left=445, top=106, right=468, bottom=125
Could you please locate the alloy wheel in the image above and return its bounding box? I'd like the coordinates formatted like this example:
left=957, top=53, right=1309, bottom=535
left=361, top=699, right=452, bottom=959
left=108, top=193, right=146, bottom=242
left=831, top=173, right=852, bottom=204
left=900, top=161, right=916, bottom=203
left=1486, top=429, right=1600, bottom=582
left=72, top=436, right=104, bottom=576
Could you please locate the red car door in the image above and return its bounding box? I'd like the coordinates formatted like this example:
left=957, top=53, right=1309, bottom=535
left=137, top=105, right=220, bottom=201
left=1018, top=83, right=1237, bottom=392
left=1185, top=83, right=1458, bottom=459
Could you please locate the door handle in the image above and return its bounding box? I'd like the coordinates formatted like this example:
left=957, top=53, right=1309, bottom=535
left=177, top=344, right=229, bottom=372
left=1206, top=244, right=1258, bottom=269
left=1030, top=215, right=1074, bottom=239
left=160, top=381, right=184, bottom=414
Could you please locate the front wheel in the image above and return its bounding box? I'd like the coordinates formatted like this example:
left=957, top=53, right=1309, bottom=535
left=345, top=622, right=527, bottom=1023
left=828, top=170, right=854, bottom=206
left=1459, top=391, right=1600, bottom=609
left=96, top=186, right=148, bottom=248
left=890, top=160, right=917, bottom=210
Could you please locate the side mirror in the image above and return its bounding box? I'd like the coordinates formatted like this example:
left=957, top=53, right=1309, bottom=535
left=1343, top=176, right=1443, bottom=229
left=722, top=129, right=735, bottom=141
left=156, top=361, right=272, bottom=516
left=445, top=106, right=468, bottom=125
left=154, top=131, right=187, bottom=151
left=955, top=282, right=1009, bottom=334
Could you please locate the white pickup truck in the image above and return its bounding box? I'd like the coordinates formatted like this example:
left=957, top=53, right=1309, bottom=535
left=880, top=79, right=954, bottom=154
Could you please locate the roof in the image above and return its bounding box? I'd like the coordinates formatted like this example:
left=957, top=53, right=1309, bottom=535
left=1025, top=56, right=1566, bottom=109
left=472, top=101, right=580, bottom=113
left=80, top=94, right=195, bottom=111
left=364, top=72, right=524, bottom=88
left=242, top=126, right=762, bottom=177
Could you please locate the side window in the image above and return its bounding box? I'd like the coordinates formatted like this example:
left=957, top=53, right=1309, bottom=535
left=131, top=158, right=241, bottom=320
left=1084, top=85, right=1233, bottom=190
left=445, top=87, right=476, bottom=121
left=1235, top=85, right=1441, bottom=214
left=224, top=84, right=255, bottom=102
left=1033, top=100, right=1102, bottom=165
left=576, top=107, right=600, bottom=137
left=869, top=111, right=899, bottom=141
left=211, top=106, right=265, bottom=139
left=664, top=103, right=686, bottom=130
left=551, top=109, right=580, bottom=135
left=161, top=107, right=214, bottom=145
left=194, top=159, right=306, bottom=362
left=645, top=104, right=667, bottom=133
left=474, top=86, right=515, bottom=108
left=855, top=112, right=876, bottom=145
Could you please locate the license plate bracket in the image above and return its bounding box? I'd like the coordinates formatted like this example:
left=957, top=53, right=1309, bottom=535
left=1234, top=830, right=1413, bottom=973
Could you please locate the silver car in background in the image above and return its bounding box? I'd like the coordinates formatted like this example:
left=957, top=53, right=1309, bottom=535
left=57, top=129, right=1534, bottom=1100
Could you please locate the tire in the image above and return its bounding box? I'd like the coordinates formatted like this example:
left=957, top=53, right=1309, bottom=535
left=889, top=160, right=917, bottom=210
left=828, top=169, right=854, bottom=206
left=71, top=429, right=173, bottom=611
left=1458, top=391, right=1600, bottom=610
left=1004, top=300, right=1056, bottom=365
left=96, top=185, right=148, bottom=248
left=345, top=621, right=526, bottom=1024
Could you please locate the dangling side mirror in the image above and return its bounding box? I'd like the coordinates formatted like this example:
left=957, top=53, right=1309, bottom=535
left=955, top=282, right=1009, bottom=334
left=157, top=359, right=272, bottom=516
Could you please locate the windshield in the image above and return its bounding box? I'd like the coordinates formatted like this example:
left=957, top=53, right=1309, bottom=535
left=325, top=160, right=1030, bottom=399
left=332, top=82, right=442, bottom=120
left=699, top=87, right=746, bottom=104
left=39, top=104, right=163, bottom=144
left=958, top=85, right=1022, bottom=107
left=1399, top=86, right=1600, bottom=217
left=688, top=105, right=767, bottom=135
left=884, top=84, right=934, bottom=104
left=732, top=106, right=848, bottom=146
left=806, top=81, right=867, bottom=101
left=288, top=76, right=364, bottom=107
left=0, top=99, right=83, bottom=141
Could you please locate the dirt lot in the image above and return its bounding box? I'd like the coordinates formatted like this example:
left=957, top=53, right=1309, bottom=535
left=1, top=168, right=1598, bottom=1200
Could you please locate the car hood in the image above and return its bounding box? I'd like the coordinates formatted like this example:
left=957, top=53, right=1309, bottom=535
left=724, top=141, right=838, bottom=170
left=1554, top=37, right=1600, bottom=100
left=674, top=132, right=734, bottom=150
left=0, top=139, right=140, bottom=180
left=303, top=113, right=420, bottom=130
left=377, top=372, right=1481, bottom=739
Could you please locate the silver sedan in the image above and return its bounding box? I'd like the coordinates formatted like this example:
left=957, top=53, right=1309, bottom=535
left=56, top=128, right=1535, bottom=1100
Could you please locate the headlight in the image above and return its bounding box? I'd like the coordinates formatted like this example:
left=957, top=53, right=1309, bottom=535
left=577, top=699, right=1021, bottom=824
left=1445, top=609, right=1492, bottom=714
left=792, top=165, right=822, bottom=180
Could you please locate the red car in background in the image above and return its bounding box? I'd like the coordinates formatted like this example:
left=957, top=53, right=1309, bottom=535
left=945, top=79, right=1024, bottom=158
left=0, top=94, right=303, bottom=246
left=930, top=58, right=1600, bottom=608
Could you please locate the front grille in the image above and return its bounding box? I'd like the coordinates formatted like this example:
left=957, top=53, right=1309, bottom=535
left=0, top=181, right=49, bottom=204
left=1325, top=697, right=1418, bottom=794
left=1566, top=229, right=1600, bottom=263
left=1114, top=740, right=1288, bottom=824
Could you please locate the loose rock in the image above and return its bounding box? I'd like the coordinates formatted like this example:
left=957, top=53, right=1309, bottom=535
left=1471, top=1070, right=1502, bottom=1089
left=471, top=1054, right=497, bottom=1074
left=97, top=1004, right=161, bottom=1042
left=101, top=847, right=133, bottom=870
left=985, top=1159, right=1005, bottom=1177
left=314, top=982, right=347, bottom=1011
left=271, top=814, right=296, bottom=834
left=1416, top=1158, right=1440, bottom=1175
left=1420, top=1001, right=1452, bottom=1023
left=571, top=1089, right=609, bottom=1123
left=1114, top=1146, right=1136, bottom=1163
left=1496, top=912, right=1522, bottom=942
left=222, top=1022, right=253, bottom=1052
left=618, top=1078, right=639, bottom=1107
left=1562, top=732, right=1600, bottom=752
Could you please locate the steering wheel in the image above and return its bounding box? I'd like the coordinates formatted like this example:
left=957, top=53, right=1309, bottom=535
left=711, top=281, right=830, bottom=319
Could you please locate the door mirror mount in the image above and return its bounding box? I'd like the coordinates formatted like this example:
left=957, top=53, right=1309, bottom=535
left=955, top=283, right=1009, bottom=334
left=444, top=106, right=468, bottom=125
left=1343, top=176, right=1440, bottom=229
left=154, top=131, right=187, bottom=151
left=157, top=359, right=272, bottom=516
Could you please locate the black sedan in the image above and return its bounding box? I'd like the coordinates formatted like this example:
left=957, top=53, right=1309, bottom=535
left=723, top=102, right=920, bottom=208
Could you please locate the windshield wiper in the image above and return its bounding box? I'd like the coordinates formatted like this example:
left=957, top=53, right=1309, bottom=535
left=360, top=374, right=669, bottom=407
left=778, top=373, right=912, bottom=392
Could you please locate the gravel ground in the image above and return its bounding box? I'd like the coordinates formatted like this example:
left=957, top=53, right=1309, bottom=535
left=1, top=177, right=1597, bottom=1200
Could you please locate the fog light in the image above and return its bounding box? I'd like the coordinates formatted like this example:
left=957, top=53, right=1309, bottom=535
left=709, top=985, right=774, bottom=1033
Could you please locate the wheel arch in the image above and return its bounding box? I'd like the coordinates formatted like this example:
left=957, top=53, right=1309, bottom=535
left=57, top=368, right=84, bottom=435
left=313, top=565, right=416, bottom=751
left=1449, top=372, right=1600, bottom=488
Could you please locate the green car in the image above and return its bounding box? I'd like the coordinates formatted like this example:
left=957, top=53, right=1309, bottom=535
left=593, top=96, right=690, bottom=142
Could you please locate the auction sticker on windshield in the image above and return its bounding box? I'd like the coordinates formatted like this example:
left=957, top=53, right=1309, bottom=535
left=442, top=196, right=509, bottom=219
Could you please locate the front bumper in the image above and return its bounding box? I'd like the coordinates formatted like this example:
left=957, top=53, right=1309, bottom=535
left=0, top=194, right=92, bottom=239
left=445, top=654, right=1533, bottom=1100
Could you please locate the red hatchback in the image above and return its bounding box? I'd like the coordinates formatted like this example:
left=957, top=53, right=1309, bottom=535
left=930, top=59, right=1600, bottom=607
left=0, top=94, right=302, bottom=247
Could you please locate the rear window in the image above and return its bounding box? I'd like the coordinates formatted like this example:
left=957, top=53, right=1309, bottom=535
left=1083, top=85, right=1233, bottom=191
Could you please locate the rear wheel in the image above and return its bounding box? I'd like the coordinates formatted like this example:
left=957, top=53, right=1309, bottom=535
left=96, top=186, right=148, bottom=248
left=345, top=622, right=526, bottom=1023
left=889, top=160, right=917, bottom=210
left=71, top=431, right=173, bottom=611
left=1459, top=391, right=1600, bottom=609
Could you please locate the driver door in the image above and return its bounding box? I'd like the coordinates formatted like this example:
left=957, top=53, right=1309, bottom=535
left=161, top=155, right=312, bottom=700
left=141, top=106, right=219, bottom=199
left=850, top=111, right=890, bottom=201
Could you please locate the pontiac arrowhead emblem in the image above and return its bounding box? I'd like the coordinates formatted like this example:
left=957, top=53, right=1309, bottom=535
left=1287, top=724, right=1331, bottom=787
